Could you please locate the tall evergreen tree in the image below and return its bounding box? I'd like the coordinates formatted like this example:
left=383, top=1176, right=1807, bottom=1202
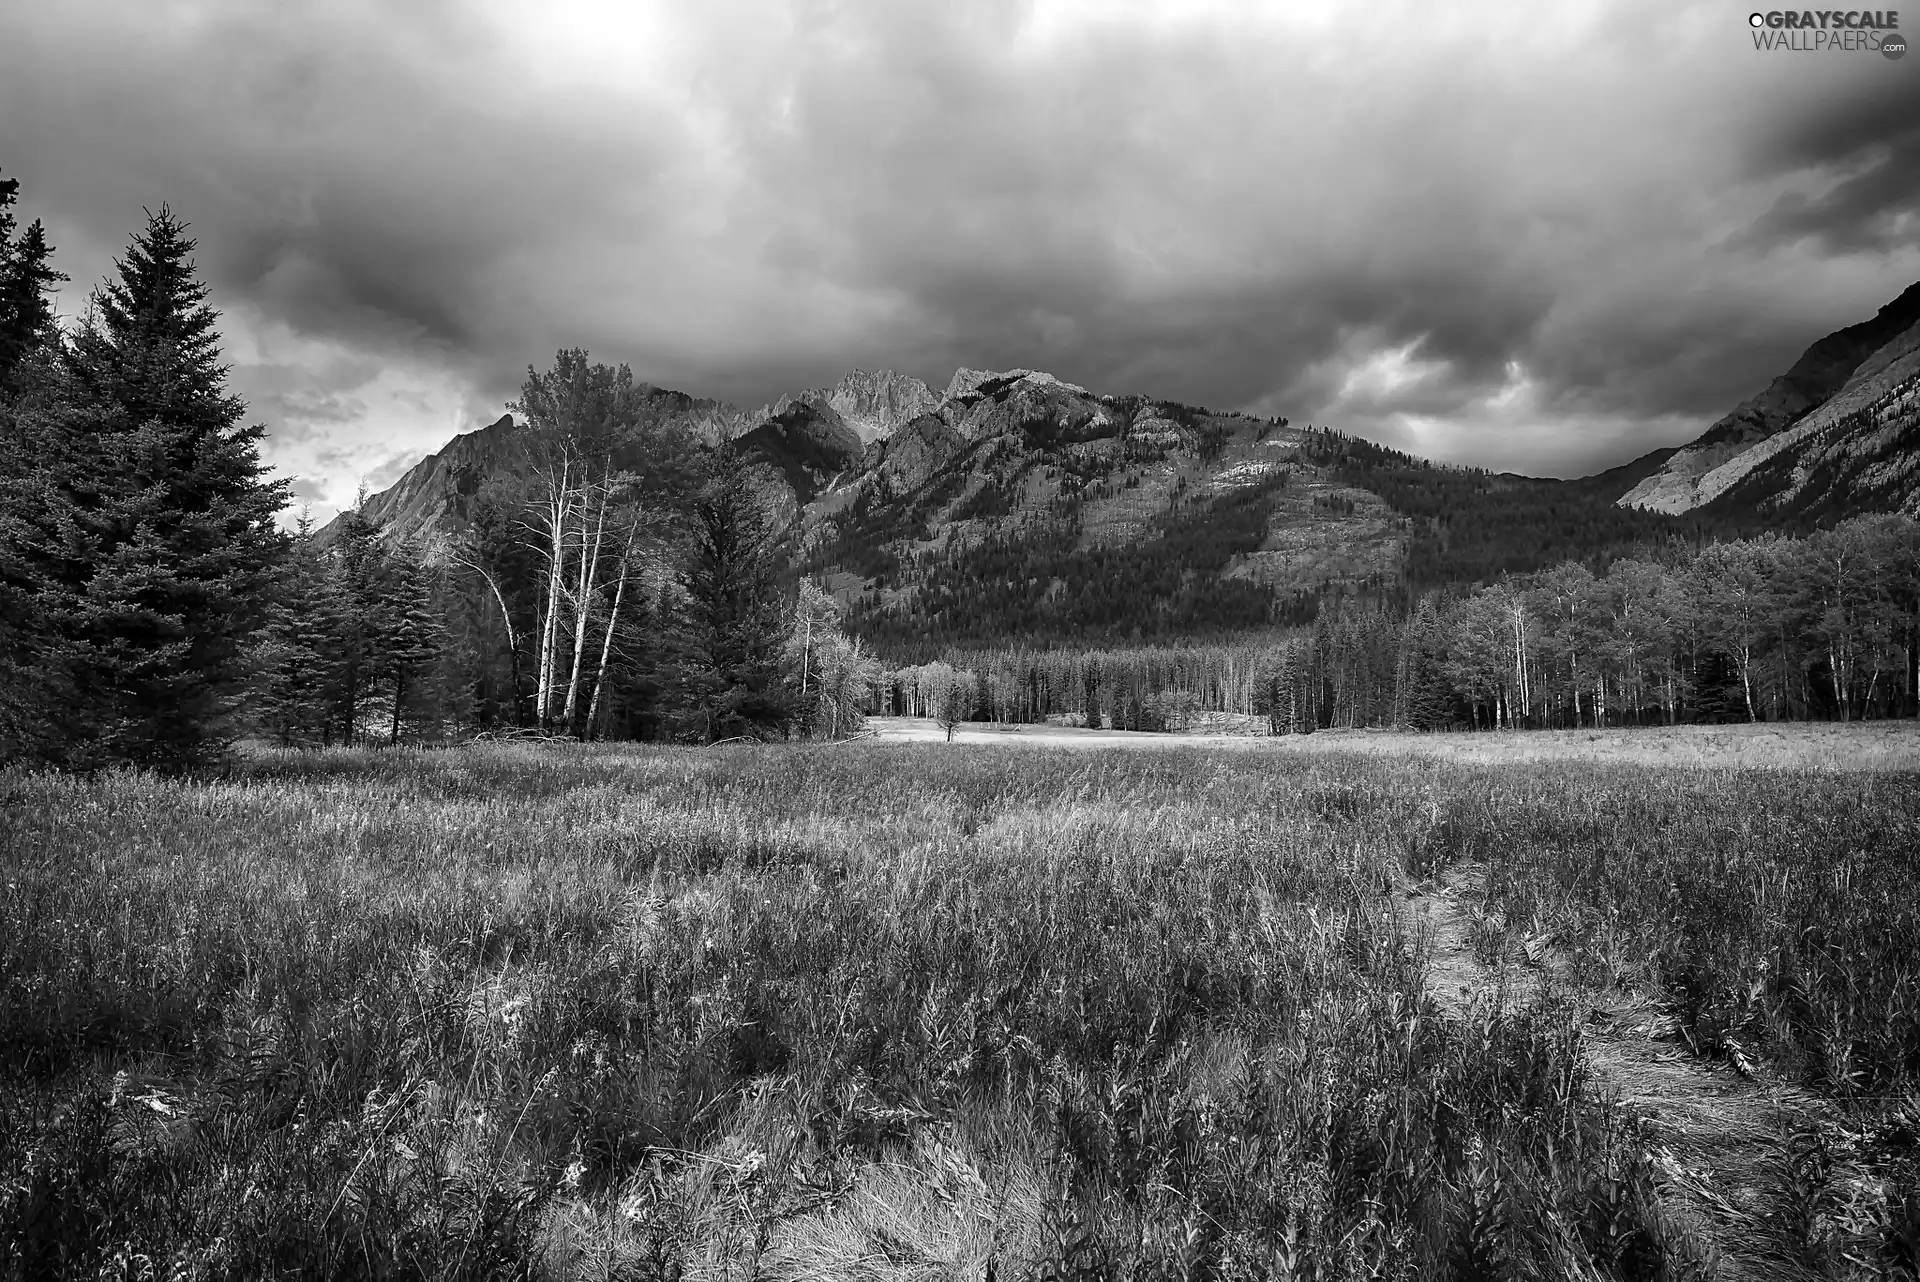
left=43, top=207, right=288, bottom=766
left=1394, top=595, right=1455, bottom=729
left=667, top=453, right=794, bottom=742
left=253, top=514, right=334, bottom=746
left=0, top=172, right=66, bottom=392
left=322, top=504, right=393, bottom=746
left=0, top=422, right=82, bottom=762
left=385, top=543, right=449, bottom=743
left=0, top=173, right=79, bottom=762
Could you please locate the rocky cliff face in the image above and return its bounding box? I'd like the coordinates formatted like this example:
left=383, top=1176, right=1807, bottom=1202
left=1619, top=281, right=1920, bottom=517
left=732, top=400, right=865, bottom=526
left=333, top=367, right=1121, bottom=544
left=346, top=412, right=526, bottom=543
left=763, top=369, right=940, bottom=445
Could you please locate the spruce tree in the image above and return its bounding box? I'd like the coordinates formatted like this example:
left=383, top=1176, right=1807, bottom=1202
left=322, top=505, right=393, bottom=746
left=0, top=172, right=66, bottom=392
left=385, top=543, right=448, bottom=743
left=254, top=514, right=334, bottom=746
left=668, top=453, right=795, bottom=742
left=51, top=207, right=288, bottom=766
left=0, top=174, right=79, bottom=763
left=1395, top=596, right=1455, bottom=729
left=1082, top=661, right=1103, bottom=729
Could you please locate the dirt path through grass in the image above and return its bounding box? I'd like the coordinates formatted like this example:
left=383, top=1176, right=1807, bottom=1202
left=1405, top=867, right=1856, bottom=1282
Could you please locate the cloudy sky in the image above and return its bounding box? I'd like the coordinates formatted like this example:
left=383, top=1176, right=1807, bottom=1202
left=4, top=0, right=1918, bottom=520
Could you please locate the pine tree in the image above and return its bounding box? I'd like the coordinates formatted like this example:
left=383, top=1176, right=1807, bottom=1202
left=1396, top=596, right=1455, bottom=730
left=0, top=172, right=66, bottom=392
left=45, top=207, right=288, bottom=765
left=0, top=174, right=81, bottom=762
left=322, top=505, right=393, bottom=746
left=385, top=543, right=448, bottom=743
left=667, top=453, right=795, bottom=742
left=0, top=444, right=85, bottom=762
left=253, top=515, right=333, bottom=746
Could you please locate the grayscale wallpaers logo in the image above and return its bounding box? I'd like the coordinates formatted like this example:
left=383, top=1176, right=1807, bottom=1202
left=1746, top=9, right=1905, bottom=54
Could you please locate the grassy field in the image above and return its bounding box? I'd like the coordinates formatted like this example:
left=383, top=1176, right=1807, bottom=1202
left=2, top=738, right=1918, bottom=1279
left=866, top=716, right=1920, bottom=772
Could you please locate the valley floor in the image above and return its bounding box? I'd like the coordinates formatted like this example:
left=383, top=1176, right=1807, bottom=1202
left=863, top=713, right=1920, bottom=770
left=4, top=741, right=1917, bottom=1277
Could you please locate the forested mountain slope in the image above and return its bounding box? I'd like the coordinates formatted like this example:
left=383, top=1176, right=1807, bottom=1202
left=335, top=366, right=1751, bottom=648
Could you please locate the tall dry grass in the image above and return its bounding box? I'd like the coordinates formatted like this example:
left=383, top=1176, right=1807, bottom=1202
left=1, top=743, right=1914, bottom=1279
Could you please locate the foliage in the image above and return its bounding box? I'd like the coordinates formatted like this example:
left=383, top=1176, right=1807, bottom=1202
left=664, top=452, right=797, bottom=741
left=874, top=514, right=1920, bottom=738
left=787, top=579, right=882, bottom=740
left=0, top=170, right=64, bottom=394
left=0, top=199, right=287, bottom=768
left=830, top=414, right=1752, bottom=653
left=511, top=349, right=698, bottom=736
left=1297, top=428, right=1759, bottom=587
left=252, top=515, right=335, bottom=746
left=852, top=475, right=1287, bottom=646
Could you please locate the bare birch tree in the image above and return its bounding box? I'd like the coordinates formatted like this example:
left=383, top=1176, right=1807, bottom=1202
left=510, top=348, right=696, bottom=735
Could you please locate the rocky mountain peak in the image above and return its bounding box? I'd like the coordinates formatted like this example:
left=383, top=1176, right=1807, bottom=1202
left=941, top=367, right=1089, bottom=403
left=765, top=369, right=938, bottom=445
left=825, top=369, right=939, bottom=442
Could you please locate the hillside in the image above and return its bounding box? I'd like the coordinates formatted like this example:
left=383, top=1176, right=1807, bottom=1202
left=332, top=366, right=1743, bottom=648
left=1619, top=280, right=1920, bottom=517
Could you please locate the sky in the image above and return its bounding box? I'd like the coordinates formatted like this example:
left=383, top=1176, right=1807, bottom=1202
left=3, top=0, right=1918, bottom=522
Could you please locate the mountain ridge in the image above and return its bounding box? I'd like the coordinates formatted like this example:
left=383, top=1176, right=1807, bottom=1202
left=1619, top=280, right=1920, bottom=517
left=759, top=368, right=941, bottom=446
left=325, top=310, right=1919, bottom=646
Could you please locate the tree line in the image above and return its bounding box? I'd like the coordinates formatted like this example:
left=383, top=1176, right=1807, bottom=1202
left=0, top=177, right=879, bottom=768
left=1398, top=519, right=1920, bottom=729
left=4, top=174, right=1913, bottom=763
left=881, top=517, right=1920, bottom=733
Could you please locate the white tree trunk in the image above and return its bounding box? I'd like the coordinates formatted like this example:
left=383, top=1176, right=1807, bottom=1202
left=534, top=458, right=573, bottom=728
left=562, top=479, right=611, bottom=733
left=585, top=558, right=631, bottom=740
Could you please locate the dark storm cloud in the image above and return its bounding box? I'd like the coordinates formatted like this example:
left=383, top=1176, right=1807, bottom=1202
left=1742, top=127, right=1920, bottom=255
left=1758, top=68, right=1920, bottom=171
left=4, top=0, right=1918, bottom=502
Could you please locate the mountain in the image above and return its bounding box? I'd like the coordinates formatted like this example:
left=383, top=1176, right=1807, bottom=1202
left=333, top=386, right=754, bottom=544
left=760, top=369, right=1732, bottom=646
left=343, top=411, right=526, bottom=544
left=761, top=368, right=940, bottom=445
left=330, top=365, right=1740, bottom=649
left=733, top=399, right=865, bottom=524
left=1619, top=281, right=1920, bottom=517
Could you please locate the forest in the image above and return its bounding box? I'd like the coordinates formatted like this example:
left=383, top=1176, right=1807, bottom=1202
left=888, top=513, right=1920, bottom=736
left=837, top=425, right=1759, bottom=651
left=3, top=173, right=1916, bottom=773
left=0, top=177, right=876, bottom=767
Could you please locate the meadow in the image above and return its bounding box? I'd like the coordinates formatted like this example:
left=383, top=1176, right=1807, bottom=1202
left=2, top=738, right=1918, bottom=1280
